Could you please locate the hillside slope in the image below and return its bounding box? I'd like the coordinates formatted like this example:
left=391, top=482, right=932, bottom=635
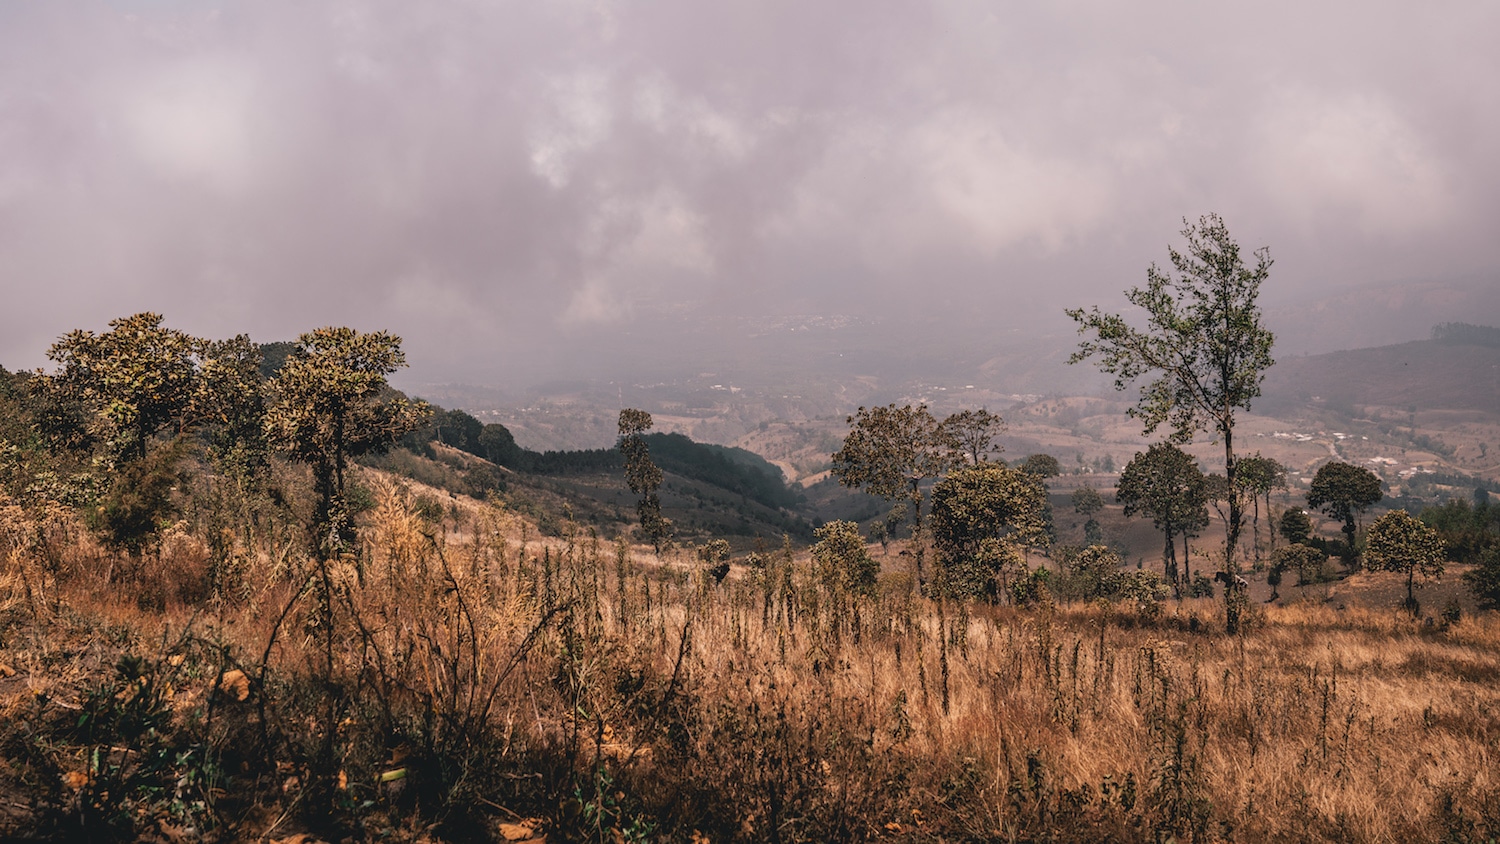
left=1261, top=338, right=1500, bottom=414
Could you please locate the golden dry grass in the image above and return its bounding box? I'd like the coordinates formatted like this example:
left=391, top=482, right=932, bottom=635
left=2, top=480, right=1498, bottom=842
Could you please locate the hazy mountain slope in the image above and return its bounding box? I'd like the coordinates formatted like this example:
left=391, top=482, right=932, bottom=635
left=1261, top=338, right=1500, bottom=414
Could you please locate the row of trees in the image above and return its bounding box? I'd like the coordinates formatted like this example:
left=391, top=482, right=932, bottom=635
left=822, top=214, right=1494, bottom=622
left=6, top=313, right=428, bottom=562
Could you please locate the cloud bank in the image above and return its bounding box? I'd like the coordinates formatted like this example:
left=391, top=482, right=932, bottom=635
left=1, top=1, right=1496, bottom=387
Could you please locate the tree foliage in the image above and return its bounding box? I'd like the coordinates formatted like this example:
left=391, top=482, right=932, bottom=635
left=1365, top=509, right=1446, bottom=614
left=1068, top=214, right=1274, bottom=628
left=1018, top=453, right=1061, bottom=479
left=1271, top=543, right=1330, bottom=586
left=618, top=409, right=672, bottom=552
left=195, top=335, right=269, bottom=478
left=1279, top=507, right=1313, bottom=546
left=1307, top=461, right=1383, bottom=557
left=1115, top=443, right=1208, bottom=593
left=1464, top=547, right=1500, bottom=612
left=937, top=408, right=1005, bottom=466
left=47, top=312, right=205, bottom=463
left=1071, top=487, right=1103, bottom=517
left=1236, top=453, right=1286, bottom=559
left=264, top=327, right=429, bottom=556
left=930, top=463, right=1050, bottom=598
left=1420, top=497, right=1500, bottom=564
left=811, top=520, right=878, bottom=596
left=831, top=404, right=961, bottom=513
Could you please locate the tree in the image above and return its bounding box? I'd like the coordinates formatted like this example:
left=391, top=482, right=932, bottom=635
left=1018, top=453, right=1061, bottom=479
left=47, top=312, right=204, bottom=463
left=929, top=463, right=1050, bottom=599
left=1237, top=454, right=1286, bottom=560
left=1073, top=486, right=1105, bottom=544
left=195, top=335, right=269, bottom=480
left=1115, top=443, right=1209, bottom=596
left=1306, top=461, right=1383, bottom=563
left=938, top=408, right=1005, bottom=465
left=1072, top=486, right=1104, bottom=517
left=434, top=409, right=485, bottom=455
left=478, top=423, right=525, bottom=469
left=264, top=327, right=430, bottom=557
left=1271, top=543, right=1329, bottom=587
left=697, top=538, right=733, bottom=583
left=831, top=404, right=962, bottom=583
left=1464, top=547, right=1500, bottom=612
left=1068, top=214, right=1274, bottom=632
left=1279, top=508, right=1313, bottom=546
left=811, top=520, right=878, bottom=596
left=1057, top=544, right=1125, bottom=602
left=1365, top=509, right=1446, bottom=615
left=618, top=409, right=672, bottom=553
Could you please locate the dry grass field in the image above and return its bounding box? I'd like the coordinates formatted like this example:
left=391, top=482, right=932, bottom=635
left=2, top=473, right=1497, bottom=843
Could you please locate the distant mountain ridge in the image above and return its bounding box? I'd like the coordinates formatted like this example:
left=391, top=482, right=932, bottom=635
left=1260, top=331, right=1500, bottom=414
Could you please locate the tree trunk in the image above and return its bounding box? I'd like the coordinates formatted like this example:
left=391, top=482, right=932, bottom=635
left=1164, top=531, right=1180, bottom=598
left=1223, top=426, right=1244, bottom=634
left=909, top=478, right=926, bottom=588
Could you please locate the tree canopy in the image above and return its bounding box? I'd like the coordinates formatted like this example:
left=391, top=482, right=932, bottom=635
left=1018, top=453, right=1061, bottom=479
left=1306, top=461, right=1383, bottom=558
left=831, top=404, right=961, bottom=509
left=930, top=463, right=1050, bottom=598
left=618, top=408, right=672, bottom=552
left=264, top=327, right=429, bottom=556
left=811, top=520, right=878, bottom=596
left=46, top=312, right=204, bottom=463
left=937, top=408, right=1005, bottom=466
left=1115, top=443, right=1209, bottom=594
left=1365, top=509, right=1446, bottom=614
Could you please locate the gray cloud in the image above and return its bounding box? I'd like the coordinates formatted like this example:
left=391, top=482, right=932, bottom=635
left=2, top=1, right=1497, bottom=388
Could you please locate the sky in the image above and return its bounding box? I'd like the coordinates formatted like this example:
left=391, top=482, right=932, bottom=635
left=2, top=1, right=1498, bottom=390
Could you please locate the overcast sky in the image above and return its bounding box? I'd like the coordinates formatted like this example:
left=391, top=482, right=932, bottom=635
left=3, top=1, right=1498, bottom=388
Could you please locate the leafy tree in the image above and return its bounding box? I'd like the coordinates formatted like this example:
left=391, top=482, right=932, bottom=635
left=1307, top=461, right=1383, bottom=563
left=938, top=408, right=1005, bottom=465
left=697, top=538, right=733, bottom=583
left=618, top=409, right=672, bottom=553
left=97, top=438, right=188, bottom=559
left=1266, top=558, right=1284, bottom=602
left=1420, top=497, right=1500, bottom=564
left=1464, top=546, right=1500, bottom=612
left=1084, top=519, right=1104, bottom=545
left=1115, top=443, right=1209, bottom=596
left=195, top=335, right=268, bottom=480
left=1068, top=214, right=1274, bottom=632
left=479, top=423, right=525, bottom=469
left=1056, top=544, right=1125, bottom=602
left=47, top=312, right=204, bottom=463
left=1279, top=507, right=1313, bottom=546
left=929, top=463, right=1050, bottom=599
left=1074, top=486, right=1105, bottom=544
left=1271, top=543, right=1329, bottom=587
left=257, top=341, right=298, bottom=378
left=831, top=404, right=962, bottom=582
left=1018, top=453, right=1061, bottom=479
left=434, top=409, right=485, bottom=455
left=1072, top=487, right=1103, bottom=517
left=811, top=520, right=878, bottom=596
left=1365, top=509, right=1446, bottom=615
left=1237, top=453, right=1286, bottom=559
left=264, top=327, right=430, bottom=557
